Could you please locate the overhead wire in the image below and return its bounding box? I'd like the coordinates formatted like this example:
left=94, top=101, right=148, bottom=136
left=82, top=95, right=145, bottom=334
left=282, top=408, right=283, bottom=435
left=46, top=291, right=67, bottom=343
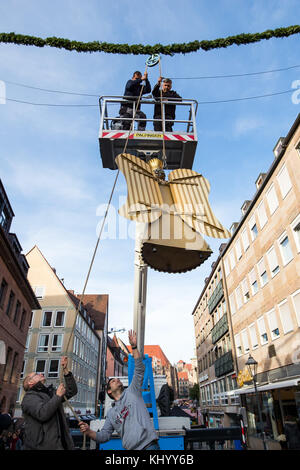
left=2, top=62, right=300, bottom=97
left=2, top=88, right=295, bottom=107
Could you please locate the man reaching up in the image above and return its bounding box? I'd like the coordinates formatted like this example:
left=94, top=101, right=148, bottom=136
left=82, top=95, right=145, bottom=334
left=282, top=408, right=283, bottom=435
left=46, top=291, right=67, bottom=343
left=79, top=330, right=160, bottom=450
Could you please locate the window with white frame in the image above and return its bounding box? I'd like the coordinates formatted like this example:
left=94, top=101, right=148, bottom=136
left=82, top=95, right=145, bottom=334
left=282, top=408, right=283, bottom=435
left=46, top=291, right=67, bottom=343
left=38, top=334, right=50, bottom=352
left=278, top=300, right=294, bottom=334
left=34, top=286, right=45, bottom=299
left=277, top=163, right=292, bottom=199
left=266, top=184, right=279, bottom=215
left=257, top=316, right=268, bottom=345
left=267, top=246, right=280, bottom=277
left=52, top=334, right=63, bottom=352
left=29, top=311, right=34, bottom=328
left=25, top=333, right=31, bottom=352
left=213, top=381, right=219, bottom=405
left=229, top=249, right=236, bottom=270
left=235, top=334, right=243, bottom=356
left=48, top=359, right=59, bottom=378
left=249, top=324, right=258, bottom=349
left=35, top=359, right=46, bottom=375
left=229, top=293, right=236, bottom=315
left=291, top=289, right=300, bottom=327
left=235, top=239, right=242, bottom=260
left=249, top=268, right=258, bottom=295
left=241, top=278, right=250, bottom=303
left=266, top=309, right=280, bottom=340
left=241, top=329, right=250, bottom=354
left=257, top=201, right=268, bottom=229
left=20, top=360, right=26, bottom=379
left=278, top=233, right=293, bottom=265
left=291, top=214, right=300, bottom=253
left=42, top=311, right=52, bottom=327
left=235, top=285, right=243, bottom=310
left=224, top=257, right=230, bottom=276
left=54, top=311, right=65, bottom=327
left=249, top=214, right=258, bottom=241
left=241, top=227, right=250, bottom=251
left=257, top=257, right=268, bottom=286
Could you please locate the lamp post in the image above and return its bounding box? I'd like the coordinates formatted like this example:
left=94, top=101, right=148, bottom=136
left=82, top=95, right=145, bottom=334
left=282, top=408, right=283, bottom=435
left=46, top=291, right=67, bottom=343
left=246, top=355, right=267, bottom=450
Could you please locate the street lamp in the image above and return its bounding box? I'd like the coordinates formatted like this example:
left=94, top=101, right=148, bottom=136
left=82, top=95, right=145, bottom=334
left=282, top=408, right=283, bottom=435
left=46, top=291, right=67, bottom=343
left=245, top=355, right=267, bottom=450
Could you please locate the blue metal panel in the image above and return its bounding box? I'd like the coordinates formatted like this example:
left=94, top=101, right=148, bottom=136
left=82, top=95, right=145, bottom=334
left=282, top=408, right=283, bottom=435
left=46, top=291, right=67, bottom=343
left=99, top=436, right=184, bottom=451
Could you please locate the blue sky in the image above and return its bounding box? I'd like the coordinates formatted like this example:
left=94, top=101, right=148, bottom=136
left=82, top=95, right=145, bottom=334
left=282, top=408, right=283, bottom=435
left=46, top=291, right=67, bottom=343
left=1, top=0, right=300, bottom=364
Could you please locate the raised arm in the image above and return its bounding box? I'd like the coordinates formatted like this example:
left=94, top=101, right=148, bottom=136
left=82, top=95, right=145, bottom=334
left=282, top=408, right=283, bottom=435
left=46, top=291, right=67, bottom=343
left=128, top=330, right=145, bottom=393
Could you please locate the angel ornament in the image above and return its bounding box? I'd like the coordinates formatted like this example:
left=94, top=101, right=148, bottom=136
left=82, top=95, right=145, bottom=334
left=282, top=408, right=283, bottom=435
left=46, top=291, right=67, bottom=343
left=116, top=153, right=231, bottom=274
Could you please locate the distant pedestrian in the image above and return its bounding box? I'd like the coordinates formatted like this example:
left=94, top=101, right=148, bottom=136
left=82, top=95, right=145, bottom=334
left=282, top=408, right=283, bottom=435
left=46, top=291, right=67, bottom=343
left=9, top=432, right=22, bottom=450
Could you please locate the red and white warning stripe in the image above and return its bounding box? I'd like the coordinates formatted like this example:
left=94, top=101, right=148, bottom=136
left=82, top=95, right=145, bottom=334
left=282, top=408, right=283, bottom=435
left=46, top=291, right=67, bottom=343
left=101, top=131, right=195, bottom=141
left=101, top=131, right=134, bottom=139
left=164, top=134, right=195, bottom=141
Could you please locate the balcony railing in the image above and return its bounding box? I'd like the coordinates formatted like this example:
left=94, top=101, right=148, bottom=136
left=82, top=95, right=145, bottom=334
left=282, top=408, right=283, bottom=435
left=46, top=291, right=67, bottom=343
left=214, top=351, right=234, bottom=378
left=211, top=313, right=229, bottom=344
left=208, top=280, right=224, bottom=314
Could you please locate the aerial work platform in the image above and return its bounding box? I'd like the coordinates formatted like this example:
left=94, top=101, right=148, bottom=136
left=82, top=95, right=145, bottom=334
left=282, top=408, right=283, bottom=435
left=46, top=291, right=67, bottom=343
left=98, top=96, right=198, bottom=170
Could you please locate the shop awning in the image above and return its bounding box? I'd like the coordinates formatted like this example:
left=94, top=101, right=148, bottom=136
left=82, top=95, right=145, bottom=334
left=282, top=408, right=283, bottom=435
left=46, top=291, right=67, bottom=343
left=228, top=377, right=300, bottom=395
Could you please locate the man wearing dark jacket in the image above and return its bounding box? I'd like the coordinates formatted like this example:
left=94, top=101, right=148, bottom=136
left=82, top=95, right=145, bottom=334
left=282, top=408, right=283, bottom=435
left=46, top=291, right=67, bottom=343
left=120, top=71, right=151, bottom=130
left=21, top=356, right=77, bottom=450
left=152, top=77, right=182, bottom=131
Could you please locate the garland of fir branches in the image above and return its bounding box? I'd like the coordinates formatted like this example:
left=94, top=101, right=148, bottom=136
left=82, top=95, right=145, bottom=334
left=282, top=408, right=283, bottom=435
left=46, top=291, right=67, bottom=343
left=0, top=25, right=299, bottom=55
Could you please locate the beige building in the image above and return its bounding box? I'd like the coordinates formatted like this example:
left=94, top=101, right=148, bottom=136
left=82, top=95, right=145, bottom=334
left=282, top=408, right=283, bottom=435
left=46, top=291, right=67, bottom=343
left=193, top=248, right=241, bottom=429
left=15, top=246, right=105, bottom=416
left=193, top=113, right=300, bottom=448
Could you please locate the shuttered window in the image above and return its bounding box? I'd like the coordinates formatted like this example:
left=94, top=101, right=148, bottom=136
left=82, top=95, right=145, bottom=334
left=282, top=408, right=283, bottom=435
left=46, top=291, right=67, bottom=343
left=278, top=301, right=294, bottom=334
left=266, top=184, right=279, bottom=215
left=257, top=316, right=268, bottom=345
left=267, top=246, right=280, bottom=277
left=241, top=330, right=250, bottom=354
left=235, top=239, right=242, bottom=260
left=235, top=334, right=242, bottom=356
left=249, top=324, right=258, bottom=349
left=241, top=228, right=250, bottom=251
left=266, top=309, right=280, bottom=340
left=257, top=201, right=268, bottom=229
left=291, top=289, right=300, bottom=327
left=277, top=164, right=292, bottom=199
left=257, top=257, right=268, bottom=286
left=249, top=268, right=258, bottom=295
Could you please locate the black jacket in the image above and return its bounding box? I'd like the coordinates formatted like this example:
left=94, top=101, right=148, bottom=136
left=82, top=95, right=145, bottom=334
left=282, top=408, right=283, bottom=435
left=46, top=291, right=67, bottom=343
left=21, top=373, right=77, bottom=450
left=152, top=84, right=182, bottom=119
left=121, top=78, right=151, bottom=110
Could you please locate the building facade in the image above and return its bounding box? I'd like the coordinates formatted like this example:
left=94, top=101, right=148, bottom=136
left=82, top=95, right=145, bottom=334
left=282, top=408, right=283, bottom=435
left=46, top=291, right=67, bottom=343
left=193, top=250, right=241, bottom=429
left=15, top=245, right=105, bottom=416
left=193, top=114, right=300, bottom=448
left=0, top=180, right=40, bottom=416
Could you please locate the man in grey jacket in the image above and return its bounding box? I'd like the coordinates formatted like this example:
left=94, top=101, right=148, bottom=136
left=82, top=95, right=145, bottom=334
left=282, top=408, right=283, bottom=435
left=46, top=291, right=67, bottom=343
left=79, top=330, right=160, bottom=450
left=21, top=356, right=77, bottom=450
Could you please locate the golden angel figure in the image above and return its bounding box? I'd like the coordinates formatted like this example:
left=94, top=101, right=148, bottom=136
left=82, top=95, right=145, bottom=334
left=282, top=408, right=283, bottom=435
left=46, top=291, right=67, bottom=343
left=116, top=153, right=231, bottom=273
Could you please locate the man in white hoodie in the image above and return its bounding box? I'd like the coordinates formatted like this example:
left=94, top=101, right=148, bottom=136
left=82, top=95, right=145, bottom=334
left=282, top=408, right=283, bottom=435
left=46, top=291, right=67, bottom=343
left=79, top=330, right=159, bottom=450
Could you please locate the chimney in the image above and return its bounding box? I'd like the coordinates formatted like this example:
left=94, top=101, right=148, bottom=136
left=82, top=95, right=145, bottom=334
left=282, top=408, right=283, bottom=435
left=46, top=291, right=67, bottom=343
left=52, top=267, right=56, bottom=274
left=241, top=200, right=251, bottom=216
left=273, top=137, right=285, bottom=159
left=255, top=172, right=267, bottom=190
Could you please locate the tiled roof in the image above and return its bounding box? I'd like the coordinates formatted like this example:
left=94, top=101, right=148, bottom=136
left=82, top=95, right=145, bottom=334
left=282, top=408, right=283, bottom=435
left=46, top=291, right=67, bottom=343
left=127, top=345, right=170, bottom=366
left=67, top=292, right=108, bottom=330
left=178, top=371, right=189, bottom=380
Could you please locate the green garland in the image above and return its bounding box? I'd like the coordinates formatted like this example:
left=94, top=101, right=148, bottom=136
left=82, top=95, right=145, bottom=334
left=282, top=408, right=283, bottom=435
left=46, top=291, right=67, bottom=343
left=0, top=25, right=299, bottom=55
